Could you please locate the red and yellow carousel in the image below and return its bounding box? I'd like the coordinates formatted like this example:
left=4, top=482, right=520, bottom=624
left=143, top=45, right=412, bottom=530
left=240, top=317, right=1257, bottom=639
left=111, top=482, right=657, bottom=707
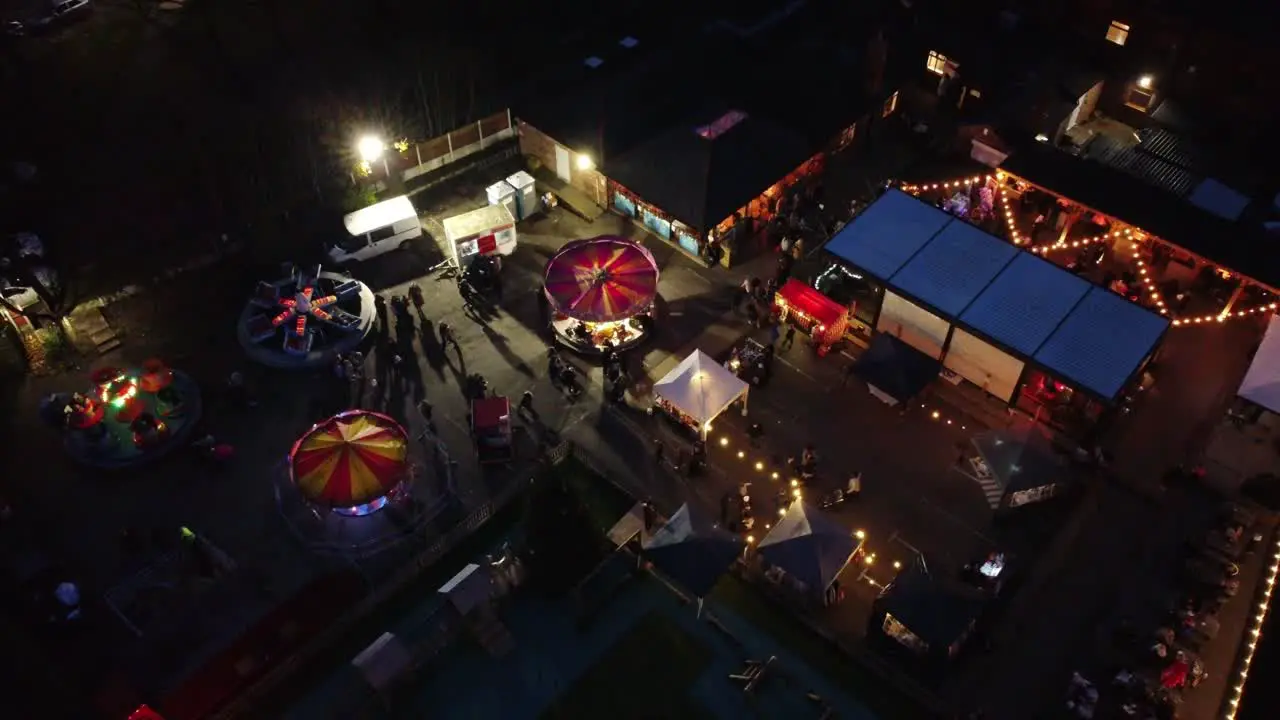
left=288, top=410, right=410, bottom=516
left=544, top=235, right=659, bottom=354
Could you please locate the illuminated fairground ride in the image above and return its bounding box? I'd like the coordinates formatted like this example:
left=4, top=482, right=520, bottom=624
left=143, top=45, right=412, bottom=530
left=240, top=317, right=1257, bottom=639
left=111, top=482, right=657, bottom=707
left=237, top=263, right=376, bottom=368
left=898, top=173, right=1279, bottom=329
left=544, top=236, right=659, bottom=355
left=40, top=360, right=203, bottom=469
left=276, top=409, right=455, bottom=557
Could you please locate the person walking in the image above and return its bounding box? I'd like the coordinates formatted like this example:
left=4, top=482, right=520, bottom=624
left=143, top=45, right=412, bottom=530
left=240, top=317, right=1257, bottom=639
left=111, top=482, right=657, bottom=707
left=518, top=390, right=537, bottom=418
left=439, top=322, right=459, bottom=354
left=780, top=325, right=796, bottom=351
left=769, top=322, right=782, bottom=347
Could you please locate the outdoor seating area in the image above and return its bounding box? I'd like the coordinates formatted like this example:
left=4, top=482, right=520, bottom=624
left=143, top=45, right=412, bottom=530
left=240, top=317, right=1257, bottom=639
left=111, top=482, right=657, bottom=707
left=1062, top=501, right=1272, bottom=719
left=900, top=172, right=1280, bottom=331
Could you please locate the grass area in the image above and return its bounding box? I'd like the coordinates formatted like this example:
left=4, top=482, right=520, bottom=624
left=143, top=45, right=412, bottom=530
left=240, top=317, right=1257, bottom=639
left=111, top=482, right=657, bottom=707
left=541, top=611, right=713, bottom=720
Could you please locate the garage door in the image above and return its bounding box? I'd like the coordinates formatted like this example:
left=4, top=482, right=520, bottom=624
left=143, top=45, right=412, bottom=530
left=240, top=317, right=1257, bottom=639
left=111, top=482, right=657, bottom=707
left=943, top=328, right=1025, bottom=402
left=876, top=291, right=949, bottom=359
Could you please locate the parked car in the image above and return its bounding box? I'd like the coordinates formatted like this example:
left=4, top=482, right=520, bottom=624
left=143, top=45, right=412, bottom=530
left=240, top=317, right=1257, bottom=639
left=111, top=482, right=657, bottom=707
left=329, top=195, right=422, bottom=264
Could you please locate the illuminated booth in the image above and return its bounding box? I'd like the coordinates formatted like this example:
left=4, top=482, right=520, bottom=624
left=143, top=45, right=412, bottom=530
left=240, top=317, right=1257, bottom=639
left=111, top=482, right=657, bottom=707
left=772, top=279, right=849, bottom=355
left=867, top=561, right=985, bottom=668
left=652, top=350, right=749, bottom=439
left=544, top=236, right=658, bottom=355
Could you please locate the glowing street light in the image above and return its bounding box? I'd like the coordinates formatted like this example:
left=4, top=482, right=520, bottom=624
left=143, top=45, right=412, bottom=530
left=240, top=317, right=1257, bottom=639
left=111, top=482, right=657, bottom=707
left=358, top=135, right=385, bottom=162
left=576, top=153, right=595, bottom=171
left=357, top=135, right=390, bottom=176
left=1137, top=75, right=1153, bottom=90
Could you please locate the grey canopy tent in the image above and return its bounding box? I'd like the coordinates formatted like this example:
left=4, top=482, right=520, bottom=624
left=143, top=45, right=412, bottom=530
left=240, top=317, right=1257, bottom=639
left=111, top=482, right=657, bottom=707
left=971, top=420, right=1071, bottom=509
left=643, top=503, right=743, bottom=612
left=757, top=501, right=860, bottom=593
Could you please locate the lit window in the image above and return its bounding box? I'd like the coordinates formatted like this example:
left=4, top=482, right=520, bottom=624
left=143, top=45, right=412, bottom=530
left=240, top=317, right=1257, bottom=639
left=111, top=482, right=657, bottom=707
left=1126, top=86, right=1155, bottom=112
left=1106, top=21, right=1130, bottom=46
left=882, top=91, right=899, bottom=118
left=926, top=51, right=947, bottom=75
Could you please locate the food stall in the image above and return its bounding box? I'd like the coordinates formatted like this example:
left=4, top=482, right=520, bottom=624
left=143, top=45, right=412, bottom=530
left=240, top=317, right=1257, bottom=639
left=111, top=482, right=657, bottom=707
left=773, top=279, right=849, bottom=356
left=544, top=236, right=659, bottom=355
left=288, top=410, right=410, bottom=516
left=471, top=397, right=513, bottom=465
left=867, top=561, right=986, bottom=667
left=652, top=349, right=749, bottom=439
left=443, top=205, right=517, bottom=267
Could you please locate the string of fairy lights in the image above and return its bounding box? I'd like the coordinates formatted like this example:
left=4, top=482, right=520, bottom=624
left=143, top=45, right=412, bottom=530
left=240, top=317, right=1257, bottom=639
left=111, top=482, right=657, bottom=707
left=898, top=174, right=1277, bottom=328
left=714, top=432, right=906, bottom=586
left=1223, top=532, right=1280, bottom=720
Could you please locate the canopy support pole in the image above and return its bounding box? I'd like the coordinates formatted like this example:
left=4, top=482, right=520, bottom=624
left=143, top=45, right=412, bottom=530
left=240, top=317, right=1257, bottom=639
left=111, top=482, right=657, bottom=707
left=741, top=388, right=749, bottom=416
left=696, top=596, right=704, bottom=618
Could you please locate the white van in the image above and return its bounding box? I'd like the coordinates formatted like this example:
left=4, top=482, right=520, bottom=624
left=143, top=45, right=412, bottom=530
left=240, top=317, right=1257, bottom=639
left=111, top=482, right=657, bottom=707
left=331, top=195, right=422, bottom=263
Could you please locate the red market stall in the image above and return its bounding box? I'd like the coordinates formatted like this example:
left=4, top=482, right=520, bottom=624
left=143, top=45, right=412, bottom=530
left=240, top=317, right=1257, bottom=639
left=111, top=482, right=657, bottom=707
left=773, top=279, right=848, bottom=355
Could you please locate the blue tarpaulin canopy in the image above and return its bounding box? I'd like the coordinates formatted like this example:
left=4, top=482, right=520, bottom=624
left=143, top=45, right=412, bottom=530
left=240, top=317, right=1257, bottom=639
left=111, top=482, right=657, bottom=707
left=642, top=503, right=743, bottom=598
left=878, top=562, right=984, bottom=653
left=853, top=333, right=942, bottom=404
left=758, top=502, right=860, bottom=592
left=824, top=190, right=1169, bottom=400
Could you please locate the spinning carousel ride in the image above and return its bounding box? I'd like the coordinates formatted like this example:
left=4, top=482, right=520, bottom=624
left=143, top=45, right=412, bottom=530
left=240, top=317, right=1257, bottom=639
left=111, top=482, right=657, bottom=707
left=288, top=410, right=411, bottom=516
left=41, top=360, right=203, bottom=469
left=237, top=263, right=376, bottom=368
left=544, top=236, right=659, bottom=355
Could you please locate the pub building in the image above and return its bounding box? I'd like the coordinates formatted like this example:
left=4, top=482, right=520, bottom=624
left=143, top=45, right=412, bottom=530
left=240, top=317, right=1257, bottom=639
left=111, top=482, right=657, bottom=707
left=814, top=189, right=1169, bottom=439
left=606, top=108, right=823, bottom=267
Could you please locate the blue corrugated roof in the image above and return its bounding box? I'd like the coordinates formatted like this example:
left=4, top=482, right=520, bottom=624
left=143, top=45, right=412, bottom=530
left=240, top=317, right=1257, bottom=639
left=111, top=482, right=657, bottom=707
left=889, top=221, right=1018, bottom=316
left=958, top=254, right=1092, bottom=357
left=1188, top=178, right=1250, bottom=222
left=825, top=190, right=952, bottom=279
left=1034, top=288, right=1169, bottom=399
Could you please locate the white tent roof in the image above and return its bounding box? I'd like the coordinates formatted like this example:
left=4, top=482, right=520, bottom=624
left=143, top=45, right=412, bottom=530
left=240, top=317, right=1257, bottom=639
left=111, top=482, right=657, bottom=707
left=1239, top=314, right=1280, bottom=414
left=653, top=349, right=749, bottom=426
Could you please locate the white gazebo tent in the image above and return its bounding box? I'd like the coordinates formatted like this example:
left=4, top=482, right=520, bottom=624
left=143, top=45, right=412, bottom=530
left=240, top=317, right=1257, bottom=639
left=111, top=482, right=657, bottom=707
left=1238, top=314, right=1280, bottom=415
left=653, top=349, right=750, bottom=438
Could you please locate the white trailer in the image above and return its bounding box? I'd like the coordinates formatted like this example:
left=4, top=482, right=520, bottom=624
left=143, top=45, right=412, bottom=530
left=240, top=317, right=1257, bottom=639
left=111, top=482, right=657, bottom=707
left=443, top=205, right=516, bottom=264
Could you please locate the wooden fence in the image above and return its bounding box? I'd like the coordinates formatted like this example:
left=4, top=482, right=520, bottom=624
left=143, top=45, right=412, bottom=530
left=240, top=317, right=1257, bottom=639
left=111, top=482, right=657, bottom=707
left=398, top=110, right=516, bottom=182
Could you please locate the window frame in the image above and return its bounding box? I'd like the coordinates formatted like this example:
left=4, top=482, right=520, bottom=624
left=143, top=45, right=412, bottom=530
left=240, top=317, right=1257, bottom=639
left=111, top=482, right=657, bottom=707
left=926, top=50, right=948, bottom=75
left=1106, top=20, right=1130, bottom=46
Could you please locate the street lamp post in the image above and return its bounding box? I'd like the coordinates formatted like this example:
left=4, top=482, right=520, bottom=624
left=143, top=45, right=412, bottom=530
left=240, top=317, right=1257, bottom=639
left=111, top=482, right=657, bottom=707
left=358, top=135, right=389, bottom=178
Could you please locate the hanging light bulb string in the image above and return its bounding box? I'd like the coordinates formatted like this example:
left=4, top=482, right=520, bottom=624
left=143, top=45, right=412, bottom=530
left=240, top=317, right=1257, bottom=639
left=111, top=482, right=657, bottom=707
left=1222, top=532, right=1280, bottom=720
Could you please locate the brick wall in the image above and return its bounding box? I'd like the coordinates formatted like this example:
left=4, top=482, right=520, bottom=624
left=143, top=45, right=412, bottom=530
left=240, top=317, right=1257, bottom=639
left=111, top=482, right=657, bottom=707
left=516, top=121, right=606, bottom=206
